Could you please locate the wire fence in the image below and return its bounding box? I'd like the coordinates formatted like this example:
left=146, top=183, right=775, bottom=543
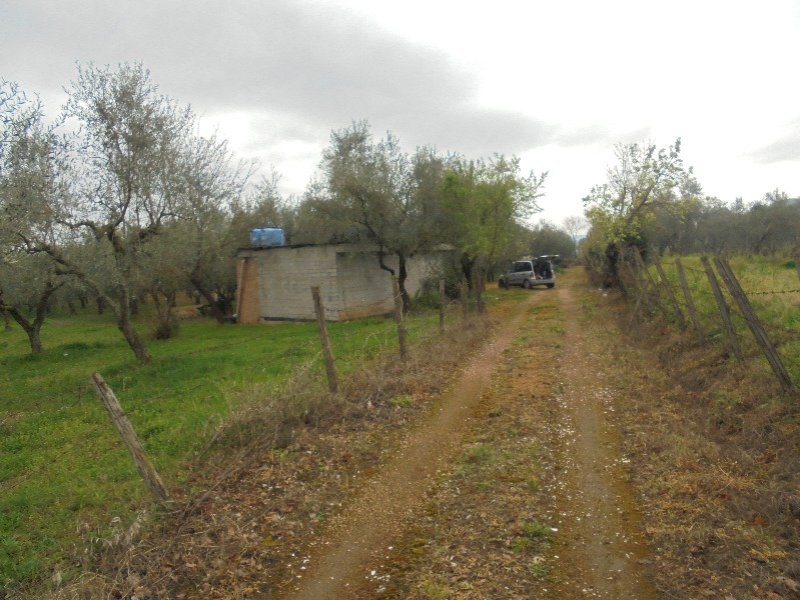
left=606, top=250, right=800, bottom=393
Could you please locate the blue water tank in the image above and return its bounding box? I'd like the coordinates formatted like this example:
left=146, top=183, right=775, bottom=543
left=250, top=227, right=285, bottom=248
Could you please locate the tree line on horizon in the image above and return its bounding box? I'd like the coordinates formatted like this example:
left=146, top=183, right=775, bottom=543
left=3, top=63, right=794, bottom=364
left=0, top=62, right=569, bottom=362
left=580, top=138, right=799, bottom=284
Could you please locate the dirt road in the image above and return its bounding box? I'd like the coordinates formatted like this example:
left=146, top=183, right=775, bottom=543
left=545, top=286, right=659, bottom=599
left=276, top=271, right=660, bottom=599
left=78, top=266, right=799, bottom=599
left=282, top=288, right=536, bottom=599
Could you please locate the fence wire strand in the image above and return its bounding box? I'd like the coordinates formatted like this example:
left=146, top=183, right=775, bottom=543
left=614, top=254, right=798, bottom=391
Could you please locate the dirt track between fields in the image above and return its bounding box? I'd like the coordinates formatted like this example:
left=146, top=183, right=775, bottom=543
left=545, top=286, right=659, bottom=599
left=40, top=267, right=800, bottom=599
left=281, top=294, right=536, bottom=599
left=277, top=273, right=660, bottom=599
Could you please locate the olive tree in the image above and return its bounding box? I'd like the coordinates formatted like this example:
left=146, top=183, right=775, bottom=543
left=439, top=155, right=546, bottom=300
left=143, top=133, right=251, bottom=331
left=582, top=138, right=695, bottom=282
left=0, top=81, right=70, bottom=353
left=23, top=63, right=195, bottom=364
left=308, top=121, right=446, bottom=312
left=0, top=256, right=66, bottom=353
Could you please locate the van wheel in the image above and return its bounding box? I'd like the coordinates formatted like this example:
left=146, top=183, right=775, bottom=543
left=523, top=279, right=532, bottom=289
left=546, top=283, right=555, bottom=289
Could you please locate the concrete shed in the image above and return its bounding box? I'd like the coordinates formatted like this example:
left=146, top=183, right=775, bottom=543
left=235, top=243, right=448, bottom=323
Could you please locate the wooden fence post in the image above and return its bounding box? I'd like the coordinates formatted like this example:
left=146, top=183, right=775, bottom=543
left=633, top=248, right=670, bottom=321
left=438, top=278, right=446, bottom=334
left=700, top=256, right=744, bottom=362
left=621, top=259, right=638, bottom=303
left=460, top=279, right=469, bottom=322
left=392, top=276, right=408, bottom=361
left=473, top=270, right=486, bottom=315
left=674, top=257, right=704, bottom=343
left=714, top=257, right=794, bottom=392
left=653, top=254, right=687, bottom=329
left=795, top=254, right=800, bottom=283
left=91, top=373, right=169, bottom=503
left=311, top=286, right=338, bottom=393
left=623, top=256, right=647, bottom=326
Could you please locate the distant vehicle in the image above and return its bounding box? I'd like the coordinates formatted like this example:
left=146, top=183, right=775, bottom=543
left=498, top=256, right=557, bottom=289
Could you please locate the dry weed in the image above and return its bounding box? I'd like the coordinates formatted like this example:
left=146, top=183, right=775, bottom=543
left=604, top=286, right=800, bottom=599
left=37, top=316, right=492, bottom=600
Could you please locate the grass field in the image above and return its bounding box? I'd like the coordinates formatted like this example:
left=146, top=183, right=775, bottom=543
left=6, top=256, right=796, bottom=592
left=0, top=303, right=442, bottom=590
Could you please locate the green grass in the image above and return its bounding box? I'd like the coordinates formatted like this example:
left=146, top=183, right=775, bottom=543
left=0, top=305, right=442, bottom=590
left=642, top=253, right=800, bottom=381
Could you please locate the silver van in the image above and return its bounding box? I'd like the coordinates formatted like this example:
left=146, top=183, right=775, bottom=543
left=498, top=256, right=556, bottom=289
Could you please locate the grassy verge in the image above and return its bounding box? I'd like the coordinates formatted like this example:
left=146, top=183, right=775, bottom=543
left=639, top=253, right=800, bottom=382
left=596, top=261, right=800, bottom=599
left=52, top=298, right=501, bottom=599
left=0, top=305, right=440, bottom=591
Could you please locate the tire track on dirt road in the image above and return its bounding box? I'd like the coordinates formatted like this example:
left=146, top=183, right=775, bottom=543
left=279, top=292, right=545, bottom=600
left=547, top=285, right=660, bottom=599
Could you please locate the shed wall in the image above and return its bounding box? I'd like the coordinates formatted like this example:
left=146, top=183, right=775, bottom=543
left=236, top=256, right=261, bottom=324
left=336, top=252, right=395, bottom=320
left=258, top=246, right=341, bottom=321
left=235, top=244, right=449, bottom=322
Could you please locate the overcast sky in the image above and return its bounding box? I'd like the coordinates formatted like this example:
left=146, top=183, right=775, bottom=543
left=4, top=0, right=799, bottom=227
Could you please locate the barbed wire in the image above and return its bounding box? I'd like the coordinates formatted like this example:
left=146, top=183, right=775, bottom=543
left=745, top=288, right=800, bottom=296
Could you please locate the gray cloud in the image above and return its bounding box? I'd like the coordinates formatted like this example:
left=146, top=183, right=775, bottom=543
left=751, top=120, right=800, bottom=164
left=3, top=0, right=556, bottom=157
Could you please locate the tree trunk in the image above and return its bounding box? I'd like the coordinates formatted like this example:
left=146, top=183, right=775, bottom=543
left=460, top=253, right=476, bottom=290
left=375, top=249, right=411, bottom=314
left=191, top=277, right=227, bottom=324
left=391, top=276, right=408, bottom=361
left=472, top=268, right=486, bottom=314
left=96, top=295, right=105, bottom=315
left=117, top=313, right=152, bottom=365
left=115, top=289, right=152, bottom=364
left=7, top=308, right=43, bottom=353
left=795, top=253, right=800, bottom=283
left=2, top=281, right=62, bottom=354
left=2, top=309, right=11, bottom=332
left=150, top=290, right=179, bottom=339
left=28, top=326, right=43, bottom=354
left=397, top=253, right=412, bottom=314
left=604, top=242, right=622, bottom=288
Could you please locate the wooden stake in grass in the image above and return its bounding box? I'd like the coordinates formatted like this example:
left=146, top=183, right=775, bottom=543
left=392, top=276, right=408, bottom=362
left=623, top=254, right=647, bottom=327
left=460, top=279, right=469, bottom=322
left=700, top=256, right=743, bottom=362
left=472, top=269, right=486, bottom=315
left=623, top=253, right=648, bottom=312
left=633, top=247, right=669, bottom=321
left=90, top=372, right=169, bottom=503
left=652, top=253, right=686, bottom=329
left=311, top=286, right=338, bottom=393
left=439, top=278, right=446, bottom=334
left=714, top=256, right=795, bottom=392
left=675, top=257, right=704, bottom=343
